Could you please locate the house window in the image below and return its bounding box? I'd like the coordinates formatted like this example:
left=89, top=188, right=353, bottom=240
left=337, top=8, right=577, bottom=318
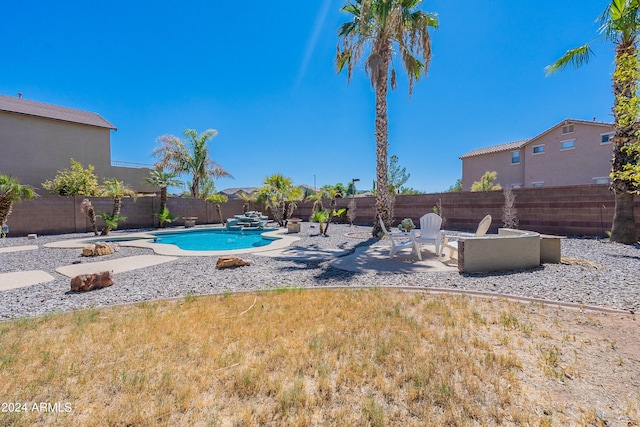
left=511, top=151, right=520, bottom=164
left=511, top=184, right=522, bottom=189
left=593, top=177, right=610, bottom=184
left=560, top=140, right=575, bottom=150
left=562, top=125, right=574, bottom=134
left=601, top=133, right=614, bottom=144
left=532, top=181, right=545, bottom=188
left=532, top=145, right=545, bottom=154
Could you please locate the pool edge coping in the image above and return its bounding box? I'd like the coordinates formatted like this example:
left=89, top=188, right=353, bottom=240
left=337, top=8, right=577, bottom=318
left=43, top=227, right=301, bottom=257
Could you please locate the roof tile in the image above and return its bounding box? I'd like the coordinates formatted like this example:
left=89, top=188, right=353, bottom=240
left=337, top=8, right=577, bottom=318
left=0, top=94, right=116, bottom=129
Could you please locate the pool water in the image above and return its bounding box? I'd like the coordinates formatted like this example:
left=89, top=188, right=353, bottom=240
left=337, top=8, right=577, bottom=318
left=151, top=228, right=278, bottom=251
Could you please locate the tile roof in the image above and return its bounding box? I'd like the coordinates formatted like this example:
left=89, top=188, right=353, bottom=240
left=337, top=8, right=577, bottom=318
left=460, top=118, right=614, bottom=159
left=460, top=139, right=529, bottom=159
left=0, top=94, right=116, bottom=130
left=218, top=187, right=258, bottom=195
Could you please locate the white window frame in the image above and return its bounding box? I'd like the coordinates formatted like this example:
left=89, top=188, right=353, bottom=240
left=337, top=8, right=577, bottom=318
left=511, top=184, right=522, bottom=189
left=562, top=125, right=574, bottom=134
left=532, top=144, right=545, bottom=155
left=593, top=176, right=610, bottom=185
left=600, top=133, right=614, bottom=145
left=531, top=181, right=545, bottom=188
left=511, top=150, right=520, bottom=165
left=560, top=139, right=575, bottom=151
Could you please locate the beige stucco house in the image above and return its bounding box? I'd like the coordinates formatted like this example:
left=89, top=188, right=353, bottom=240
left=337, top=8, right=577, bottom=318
left=460, top=119, right=615, bottom=190
left=0, top=94, right=153, bottom=192
left=218, top=187, right=258, bottom=199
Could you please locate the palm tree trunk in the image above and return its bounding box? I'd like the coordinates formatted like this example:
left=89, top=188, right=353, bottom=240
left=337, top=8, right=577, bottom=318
left=87, top=205, right=98, bottom=236
left=611, top=191, right=637, bottom=243
left=160, top=187, right=167, bottom=212
left=216, top=204, right=224, bottom=225
left=371, top=41, right=393, bottom=237
left=191, top=176, right=199, bottom=198
left=610, top=42, right=638, bottom=244
left=112, top=196, right=122, bottom=218
left=0, top=197, right=13, bottom=227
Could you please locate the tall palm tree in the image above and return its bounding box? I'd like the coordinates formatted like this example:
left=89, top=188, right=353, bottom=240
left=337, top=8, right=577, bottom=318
left=336, top=0, right=438, bottom=236
left=99, top=178, right=137, bottom=235
left=546, top=1, right=640, bottom=244
left=0, top=174, right=36, bottom=230
left=145, top=169, right=181, bottom=215
left=152, top=129, right=232, bottom=199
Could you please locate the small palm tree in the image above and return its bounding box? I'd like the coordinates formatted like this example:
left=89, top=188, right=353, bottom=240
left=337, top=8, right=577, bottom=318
left=239, top=193, right=255, bottom=214
left=145, top=169, right=181, bottom=227
left=311, top=209, right=331, bottom=236
left=305, top=190, right=326, bottom=213
left=336, top=0, right=438, bottom=237
left=152, top=129, right=232, bottom=199
left=257, top=174, right=303, bottom=227
left=99, top=178, right=137, bottom=235
left=80, top=199, right=99, bottom=236
left=206, top=194, right=229, bottom=225
left=324, top=187, right=342, bottom=215
left=0, top=174, right=36, bottom=231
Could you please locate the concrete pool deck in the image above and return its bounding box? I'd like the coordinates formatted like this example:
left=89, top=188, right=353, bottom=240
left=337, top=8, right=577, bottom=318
left=0, top=271, right=56, bottom=291
left=55, top=255, right=179, bottom=278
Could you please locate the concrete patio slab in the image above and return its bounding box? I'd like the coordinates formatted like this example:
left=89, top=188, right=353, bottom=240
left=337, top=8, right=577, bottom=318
left=331, top=242, right=457, bottom=274
left=0, top=245, right=38, bottom=254
left=0, top=270, right=55, bottom=291
left=56, top=255, right=178, bottom=278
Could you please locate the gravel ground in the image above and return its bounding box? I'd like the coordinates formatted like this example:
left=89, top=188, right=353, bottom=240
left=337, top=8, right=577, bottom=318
left=1, top=223, right=639, bottom=320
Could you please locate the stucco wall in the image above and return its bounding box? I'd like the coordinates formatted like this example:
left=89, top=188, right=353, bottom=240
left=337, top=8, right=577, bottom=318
left=462, top=151, right=523, bottom=191
left=0, top=111, right=112, bottom=189
left=0, top=110, right=154, bottom=193
left=523, top=123, right=613, bottom=187
left=461, top=122, right=615, bottom=190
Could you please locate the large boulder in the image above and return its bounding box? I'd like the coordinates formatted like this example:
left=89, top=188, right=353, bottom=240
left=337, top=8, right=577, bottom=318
left=216, top=256, right=251, bottom=269
left=81, top=242, right=118, bottom=257
left=70, top=271, right=114, bottom=292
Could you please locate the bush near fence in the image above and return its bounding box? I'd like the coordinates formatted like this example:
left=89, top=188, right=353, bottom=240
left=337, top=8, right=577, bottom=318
left=5, top=185, right=636, bottom=237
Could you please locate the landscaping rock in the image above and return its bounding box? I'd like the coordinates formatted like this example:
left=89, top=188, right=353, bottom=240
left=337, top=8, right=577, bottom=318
left=216, top=256, right=251, bottom=269
left=81, top=242, right=118, bottom=257
left=70, top=271, right=114, bottom=292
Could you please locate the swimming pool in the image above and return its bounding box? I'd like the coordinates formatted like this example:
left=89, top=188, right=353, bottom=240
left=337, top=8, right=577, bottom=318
left=47, top=226, right=298, bottom=257
left=151, top=228, right=279, bottom=251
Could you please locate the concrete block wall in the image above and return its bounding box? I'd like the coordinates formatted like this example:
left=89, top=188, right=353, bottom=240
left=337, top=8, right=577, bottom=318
left=296, top=185, right=633, bottom=237
left=6, top=196, right=246, bottom=236
left=4, top=185, right=638, bottom=237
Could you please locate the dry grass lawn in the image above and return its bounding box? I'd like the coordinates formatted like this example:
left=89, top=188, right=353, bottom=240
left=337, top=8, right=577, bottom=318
left=0, top=288, right=638, bottom=426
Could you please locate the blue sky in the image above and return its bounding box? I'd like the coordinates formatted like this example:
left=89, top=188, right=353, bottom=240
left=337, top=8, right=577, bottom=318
left=1, top=1, right=615, bottom=194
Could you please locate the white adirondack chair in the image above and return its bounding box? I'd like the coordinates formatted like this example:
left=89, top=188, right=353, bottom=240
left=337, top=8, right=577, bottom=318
left=412, top=213, right=443, bottom=254
left=442, top=214, right=492, bottom=260
left=379, top=217, right=421, bottom=260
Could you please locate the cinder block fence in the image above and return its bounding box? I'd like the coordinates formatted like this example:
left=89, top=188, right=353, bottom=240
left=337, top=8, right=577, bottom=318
left=5, top=185, right=638, bottom=237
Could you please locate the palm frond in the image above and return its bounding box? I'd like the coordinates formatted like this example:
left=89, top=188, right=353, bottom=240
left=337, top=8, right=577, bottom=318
left=338, top=21, right=357, bottom=38
left=545, top=44, right=594, bottom=76
left=609, top=0, right=627, bottom=21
